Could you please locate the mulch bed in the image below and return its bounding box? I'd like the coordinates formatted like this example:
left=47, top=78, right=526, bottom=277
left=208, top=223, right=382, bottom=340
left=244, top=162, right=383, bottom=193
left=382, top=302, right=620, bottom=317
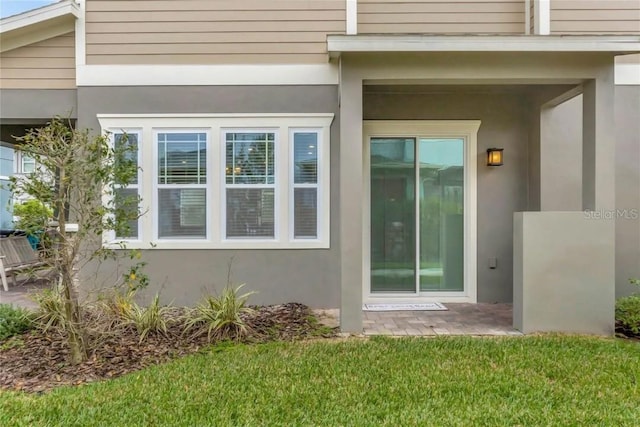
left=0, top=303, right=336, bottom=393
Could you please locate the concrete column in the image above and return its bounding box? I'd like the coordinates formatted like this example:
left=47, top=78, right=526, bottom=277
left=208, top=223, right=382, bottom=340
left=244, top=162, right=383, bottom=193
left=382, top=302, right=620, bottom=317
left=583, top=71, right=615, bottom=211
left=339, top=60, right=364, bottom=333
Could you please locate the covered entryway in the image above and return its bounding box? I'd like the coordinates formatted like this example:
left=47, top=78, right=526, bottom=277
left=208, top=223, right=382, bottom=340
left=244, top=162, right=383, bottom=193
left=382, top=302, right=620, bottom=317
left=330, top=35, right=640, bottom=335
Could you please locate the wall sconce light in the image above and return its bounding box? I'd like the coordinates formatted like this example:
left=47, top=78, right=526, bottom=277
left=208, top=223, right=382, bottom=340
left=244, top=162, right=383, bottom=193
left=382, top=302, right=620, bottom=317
left=486, top=148, right=504, bottom=166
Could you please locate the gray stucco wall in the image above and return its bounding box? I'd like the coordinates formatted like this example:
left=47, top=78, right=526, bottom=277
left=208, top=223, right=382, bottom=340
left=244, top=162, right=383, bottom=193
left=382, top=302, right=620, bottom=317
left=538, top=87, right=640, bottom=297
left=514, top=212, right=614, bottom=335
left=0, top=89, right=77, bottom=121
left=364, top=88, right=530, bottom=303
left=77, top=85, right=341, bottom=308
left=615, top=86, right=640, bottom=296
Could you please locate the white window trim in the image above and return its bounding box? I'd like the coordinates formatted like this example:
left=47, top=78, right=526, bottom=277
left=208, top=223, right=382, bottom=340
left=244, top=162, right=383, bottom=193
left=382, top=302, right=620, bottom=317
left=289, top=128, right=326, bottom=242
left=97, top=114, right=333, bottom=250
left=221, top=128, right=280, bottom=243
left=103, top=129, right=143, bottom=244
left=153, top=129, right=210, bottom=242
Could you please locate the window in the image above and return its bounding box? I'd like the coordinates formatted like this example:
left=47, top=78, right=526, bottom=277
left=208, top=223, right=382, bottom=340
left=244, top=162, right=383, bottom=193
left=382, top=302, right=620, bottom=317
left=224, top=131, right=275, bottom=239
left=21, top=155, right=35, bottom=174
left=157, top=132, right=207, bottom=239
left=14, top=151, right=35, bottom=175
left=113, top=132, right=140, bottom=240
left=291, top=131, right=320, bottom=239
left=98, top=114, right=332, bottom=249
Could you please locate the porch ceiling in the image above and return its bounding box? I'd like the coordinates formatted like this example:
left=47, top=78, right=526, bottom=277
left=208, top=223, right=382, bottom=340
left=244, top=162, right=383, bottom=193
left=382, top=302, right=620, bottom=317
left=327, top=35, right=640, bottom=58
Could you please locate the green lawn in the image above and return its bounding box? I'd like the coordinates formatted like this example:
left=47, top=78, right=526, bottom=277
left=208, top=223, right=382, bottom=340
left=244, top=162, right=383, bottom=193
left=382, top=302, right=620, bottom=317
left=1, top=336, right=639, bottom=426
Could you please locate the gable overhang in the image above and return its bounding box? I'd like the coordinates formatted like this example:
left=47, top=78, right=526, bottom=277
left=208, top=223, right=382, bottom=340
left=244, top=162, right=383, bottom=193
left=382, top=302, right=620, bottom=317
left=0, top=0, right=79, bottom=53
left=327, top=35, right=640, bottom=59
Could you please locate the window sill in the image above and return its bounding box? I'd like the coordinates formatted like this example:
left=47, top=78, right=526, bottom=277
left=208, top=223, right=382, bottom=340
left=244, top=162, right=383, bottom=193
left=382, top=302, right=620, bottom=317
left=104, top=240, right=330, bottom=250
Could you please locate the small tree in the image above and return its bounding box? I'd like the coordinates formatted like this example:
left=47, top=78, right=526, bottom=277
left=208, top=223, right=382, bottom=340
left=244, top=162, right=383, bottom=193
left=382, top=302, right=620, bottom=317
left=10, top=117, right=140, bottom=364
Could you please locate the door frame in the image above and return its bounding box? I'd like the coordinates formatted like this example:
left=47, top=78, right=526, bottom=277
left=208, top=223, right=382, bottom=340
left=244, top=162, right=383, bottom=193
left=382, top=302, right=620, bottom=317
left=362, top=120, right=480, bottom=304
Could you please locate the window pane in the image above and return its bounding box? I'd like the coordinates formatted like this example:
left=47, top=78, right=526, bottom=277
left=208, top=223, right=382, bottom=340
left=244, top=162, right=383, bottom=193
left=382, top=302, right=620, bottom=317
left=225, top=132, right=275, bottom=185
left=226, top=188, right=274, bottom=238
left=114, top=133, right=138, bottom=185
left=114, top=188, right=139, bottom=239
left=158, top=188, right=206, bottom=239
left=158, top=133, right=206, bottom=185
left=294, top=133, right=318, bottom=184
left=294, top=188, right=317, bottom=239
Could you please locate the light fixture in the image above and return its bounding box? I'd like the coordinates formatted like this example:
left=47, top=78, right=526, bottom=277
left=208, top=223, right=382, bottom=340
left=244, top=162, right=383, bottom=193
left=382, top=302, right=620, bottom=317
left=486, top=148, right=504, bottom=166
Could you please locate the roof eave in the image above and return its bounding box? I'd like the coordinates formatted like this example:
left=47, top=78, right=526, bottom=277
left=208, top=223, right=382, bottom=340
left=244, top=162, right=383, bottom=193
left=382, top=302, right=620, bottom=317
left=327, top=35, right=640, bottom=58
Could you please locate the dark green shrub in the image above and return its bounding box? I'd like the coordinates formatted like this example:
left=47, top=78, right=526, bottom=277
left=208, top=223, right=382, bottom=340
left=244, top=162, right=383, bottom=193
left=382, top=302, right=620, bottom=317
left=616, top=296, right=640, bottom=335
left=0, top=304, right=34, bottom=341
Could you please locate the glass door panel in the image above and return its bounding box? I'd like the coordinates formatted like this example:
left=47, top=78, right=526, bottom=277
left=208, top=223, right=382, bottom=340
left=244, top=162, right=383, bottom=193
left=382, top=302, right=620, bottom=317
left=418, top=138, right=464, bottom=292
left=370, top=138, right=416, bottom=293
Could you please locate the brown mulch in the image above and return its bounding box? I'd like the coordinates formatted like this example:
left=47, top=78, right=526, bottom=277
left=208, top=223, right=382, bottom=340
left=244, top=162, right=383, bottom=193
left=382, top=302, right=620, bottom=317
left=0, top=303, right=336, bottom=393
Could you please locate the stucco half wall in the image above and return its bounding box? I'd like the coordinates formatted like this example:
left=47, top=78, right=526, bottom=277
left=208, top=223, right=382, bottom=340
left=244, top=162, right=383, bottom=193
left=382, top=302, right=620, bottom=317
left=77, top=85, right=340, bottom=308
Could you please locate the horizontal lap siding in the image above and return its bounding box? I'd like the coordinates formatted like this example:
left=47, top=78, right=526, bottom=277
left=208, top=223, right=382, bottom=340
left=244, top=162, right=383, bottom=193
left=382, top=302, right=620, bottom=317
left=0, top=32, right=76, bottom=89
left=358, top=0, right=526, bottom=34
left=551, top=0, right=640, bottom=34
left=85, top=0, right=345, bottom=65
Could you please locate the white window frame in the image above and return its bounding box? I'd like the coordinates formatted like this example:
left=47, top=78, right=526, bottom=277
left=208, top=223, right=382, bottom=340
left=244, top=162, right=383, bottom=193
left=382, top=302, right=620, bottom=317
left=289, top=128, right=324, bottom=241
left=104, top=129, right=143, bottom=243
left=153, top=129, right=210, bottom=242
left=221, top=128, right=279, bottom=242
left=97, top=114, right=333, bottom=250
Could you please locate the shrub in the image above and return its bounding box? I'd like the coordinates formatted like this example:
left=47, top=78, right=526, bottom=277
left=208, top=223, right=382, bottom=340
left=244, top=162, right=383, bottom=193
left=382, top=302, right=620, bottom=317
left=12, top=200, right=53, bottom=236
left=0, top=304, right=34, bottom=341
left=31, top=288, right=67, bottom=332
left=121, top=294, right=171, bottom=343
left=184, top=284, right=255, bottom=342
left=615, top=296, right=640, bottom=335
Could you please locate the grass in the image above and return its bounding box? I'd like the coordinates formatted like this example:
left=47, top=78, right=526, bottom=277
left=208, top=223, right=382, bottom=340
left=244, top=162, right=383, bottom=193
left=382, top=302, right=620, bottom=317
left=1, top=336, right=639, bottom=426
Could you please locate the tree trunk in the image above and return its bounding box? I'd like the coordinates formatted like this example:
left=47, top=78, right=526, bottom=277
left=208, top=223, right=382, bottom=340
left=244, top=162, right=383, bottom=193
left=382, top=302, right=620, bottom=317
left=58, top=166, right=87, bottom=364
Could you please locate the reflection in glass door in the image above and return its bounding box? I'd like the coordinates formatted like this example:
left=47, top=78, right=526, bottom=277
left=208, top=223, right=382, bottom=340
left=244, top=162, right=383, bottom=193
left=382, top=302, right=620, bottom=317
left=370, top=137, right=464, bottom=294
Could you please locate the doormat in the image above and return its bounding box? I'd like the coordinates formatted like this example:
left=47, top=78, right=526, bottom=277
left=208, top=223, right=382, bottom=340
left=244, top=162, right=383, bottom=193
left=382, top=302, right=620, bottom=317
left=363, top=302, right=448, bottom=311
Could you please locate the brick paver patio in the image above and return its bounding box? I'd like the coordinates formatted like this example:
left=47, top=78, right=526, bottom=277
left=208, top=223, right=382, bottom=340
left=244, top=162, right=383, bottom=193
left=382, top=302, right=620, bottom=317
left=363, top=303, right=522, bottom=336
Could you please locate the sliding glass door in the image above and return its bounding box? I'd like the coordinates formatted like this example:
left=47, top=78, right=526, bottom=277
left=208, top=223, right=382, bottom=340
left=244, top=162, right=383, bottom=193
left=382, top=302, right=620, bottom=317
left=370, top=137, right=464, bottom=295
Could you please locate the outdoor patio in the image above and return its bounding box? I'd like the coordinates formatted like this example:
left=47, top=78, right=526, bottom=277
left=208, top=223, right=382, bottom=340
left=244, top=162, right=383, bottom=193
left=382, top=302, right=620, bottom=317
left=362, top=303, right=522, bottom=336
left=0, top=279, right=46, bottom=310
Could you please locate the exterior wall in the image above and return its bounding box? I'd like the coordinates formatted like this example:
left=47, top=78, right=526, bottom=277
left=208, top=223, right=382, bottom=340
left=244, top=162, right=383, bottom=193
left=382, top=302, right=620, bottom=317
left=364, top=88, right=530, bottom=303
left=513, top=212, right=614, bottom=335
left=614, top=86, right=640, bottom=297
left=77, top=85, right=341, bottom=308
left=84, top=0, right=345, bottom=64
left=357, top=0, right=526, bottom=34
left=551, top=0, right=640, bottom=34
left=537, top=86, right=640, bottom=298
left=0, top=32, right=76, bottom=89
left=0, top=90, right=77, bottom=120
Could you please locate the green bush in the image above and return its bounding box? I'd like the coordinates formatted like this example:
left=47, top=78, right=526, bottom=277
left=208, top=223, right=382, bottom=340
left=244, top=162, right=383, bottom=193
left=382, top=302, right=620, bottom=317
left=12, top=200, right=53, bottom=236
left=616, top=278, right=640, bottom=335
left=616, top=295, right=640, bottom=335
left=0, top=304, right=34, bottom=341
left=184, top=284, right=255, bottom=342
left=121, top=294, right=171, bottom=343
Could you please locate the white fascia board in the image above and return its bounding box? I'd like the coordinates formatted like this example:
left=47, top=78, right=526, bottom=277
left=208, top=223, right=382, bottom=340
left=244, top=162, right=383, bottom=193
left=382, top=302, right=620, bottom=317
left=616, top=63, right=640, bottom=85
left=327, top=35, right=640, bottom=57
left=0, top=0, right=79, bottom=34
left=77, top=64, right=339, bottom=86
